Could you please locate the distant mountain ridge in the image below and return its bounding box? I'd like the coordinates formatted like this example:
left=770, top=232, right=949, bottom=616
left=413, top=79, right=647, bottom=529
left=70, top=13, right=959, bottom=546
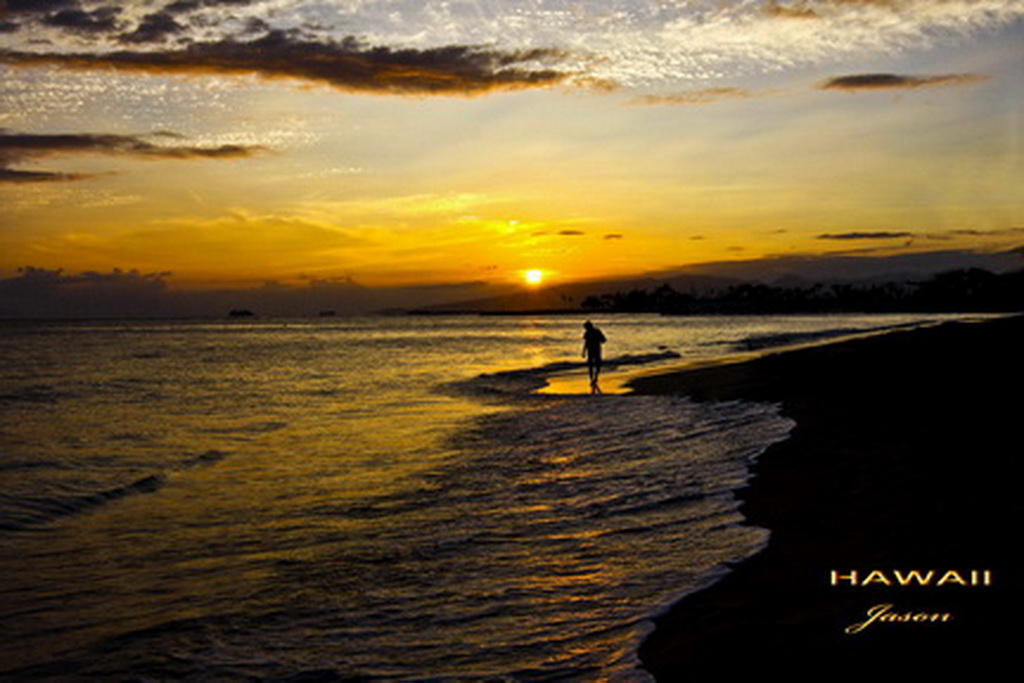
left=412, top=273, right=740, bottom=314
left=3, top=248, right=1020, bottom=318
left=415, top=249, right=1024, bottom=314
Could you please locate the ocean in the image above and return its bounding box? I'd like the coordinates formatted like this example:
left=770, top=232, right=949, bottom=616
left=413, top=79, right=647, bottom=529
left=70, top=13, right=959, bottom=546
left=0, top=313, right=982, bottom=681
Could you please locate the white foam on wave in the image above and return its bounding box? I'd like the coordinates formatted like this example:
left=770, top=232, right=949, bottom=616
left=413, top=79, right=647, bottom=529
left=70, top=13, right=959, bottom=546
left=442, top=350, right=682, bottom=399
left=391, top=383, right=797, bottom=679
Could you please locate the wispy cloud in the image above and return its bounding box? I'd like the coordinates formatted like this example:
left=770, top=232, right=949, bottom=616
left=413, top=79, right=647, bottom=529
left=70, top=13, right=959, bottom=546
left=817, top=231, right=914, bottom=240
left=0, top=131, right=263, bottom=183
left=0, top=168, right=89, bottom=183
left=819, top=73, right=990, bottom=91
left=630, top=87, right=763, bottom=106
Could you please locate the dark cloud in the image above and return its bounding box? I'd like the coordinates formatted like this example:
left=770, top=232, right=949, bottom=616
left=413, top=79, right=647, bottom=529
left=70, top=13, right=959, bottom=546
left=762, top=1, right=821, bottom=19
left=0, top=131, right=263, bottom=183
left=163, top=0, right=258, bottom=12
left=819, top=73, right=989, bottom=91
left=817, top=231, right=914, bottom=240
left=4, top=0, right=81, bottom=13
left=603, top=233, right=623, bottom=240
left=2, top=0, right=122, bottom=36
left=1, top=0, right=259, bottom=40
left=533, top=229, right=588, bottom=237
left=238, top=16, right=271, bottom=36
left=0, top=266, right=171, bottom=318
left=163, top=0, right=206, bottom=11
left=1, top=0, right=248, bottom=19
left=0, top=31, right=572, bottom=95
left=120, top=11, right=186, bottom=44
left=0, top=132, right=261, bottom=160
left=118, top=0, right=261, bottom=43
left=41, top=6, right=121, bottom=35
left=0, top=168, right=89, bottom=183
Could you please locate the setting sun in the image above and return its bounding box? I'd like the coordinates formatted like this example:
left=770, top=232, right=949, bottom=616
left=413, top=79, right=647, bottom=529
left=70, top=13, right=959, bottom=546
left=524, top=269, right=544, bottom=285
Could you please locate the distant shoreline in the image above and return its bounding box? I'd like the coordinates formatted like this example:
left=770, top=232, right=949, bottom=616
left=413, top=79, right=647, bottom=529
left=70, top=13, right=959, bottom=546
left=3, top=302, right=1019, bottom=322
left=408, top=307, right=1021, bottom=316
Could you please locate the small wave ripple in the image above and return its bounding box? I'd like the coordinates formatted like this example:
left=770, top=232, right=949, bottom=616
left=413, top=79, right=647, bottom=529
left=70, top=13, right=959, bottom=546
left=0, top=449, right=228, bottom=532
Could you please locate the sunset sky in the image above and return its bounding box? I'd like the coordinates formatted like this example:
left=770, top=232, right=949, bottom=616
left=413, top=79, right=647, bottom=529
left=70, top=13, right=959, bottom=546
left=1, top=0, right=1022, bottom=305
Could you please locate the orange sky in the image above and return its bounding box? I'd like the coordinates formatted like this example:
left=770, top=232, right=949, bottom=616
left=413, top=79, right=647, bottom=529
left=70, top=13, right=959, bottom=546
left=1, top=1, right=1021, bottom=295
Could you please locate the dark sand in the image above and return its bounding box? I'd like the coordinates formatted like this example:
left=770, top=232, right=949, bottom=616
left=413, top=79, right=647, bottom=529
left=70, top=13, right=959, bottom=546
left=630, top=315, right=1023, bottom=676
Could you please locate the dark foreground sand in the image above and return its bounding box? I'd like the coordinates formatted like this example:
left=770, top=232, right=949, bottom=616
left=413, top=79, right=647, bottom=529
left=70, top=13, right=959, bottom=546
left=629, top=315, right=1023, bottom=677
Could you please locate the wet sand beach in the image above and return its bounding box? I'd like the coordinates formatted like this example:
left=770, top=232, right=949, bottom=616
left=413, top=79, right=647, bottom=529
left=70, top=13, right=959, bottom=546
left=630, top=315, right=1023, bottom=676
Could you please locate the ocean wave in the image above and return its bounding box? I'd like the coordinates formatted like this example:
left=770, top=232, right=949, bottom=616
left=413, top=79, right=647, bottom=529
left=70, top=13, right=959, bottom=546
left=0, top=449, right=229, bottom=533
left=0, top=383, right=75, bottom=405
left=272, top=392, right=795, bottom=680
left=731, top=320, right=929, bottom=352
left=0, top=474, right=166, bottom=532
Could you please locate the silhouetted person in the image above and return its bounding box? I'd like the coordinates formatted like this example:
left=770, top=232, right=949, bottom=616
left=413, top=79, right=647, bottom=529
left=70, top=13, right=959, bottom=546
left=581, top=320, right=606, bottom=392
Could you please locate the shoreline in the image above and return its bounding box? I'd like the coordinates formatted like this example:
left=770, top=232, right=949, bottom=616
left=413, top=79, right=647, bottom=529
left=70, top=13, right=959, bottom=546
left=536, top=314, right=1003, bottom=396
left=627, top=314, right=1023, bottom=675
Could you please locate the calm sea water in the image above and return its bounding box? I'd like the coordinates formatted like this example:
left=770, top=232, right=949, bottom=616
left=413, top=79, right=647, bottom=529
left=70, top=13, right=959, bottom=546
left=0, top=313, right=980, bottom=681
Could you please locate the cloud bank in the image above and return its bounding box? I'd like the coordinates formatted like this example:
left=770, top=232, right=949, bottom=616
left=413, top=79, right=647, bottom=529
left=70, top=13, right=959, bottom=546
left=630, top=88, right=760, bottom=106
left=817, top=231, right=915, bottom=240
left=0, top=30, right=571, bottom=96
left=820, top=73, right=990, bottom=91
left=0, top=131, right=263, bottom=183
left=0, top=265, right=514, bottom=318
left=1, top=1, right=1020, bottom=91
